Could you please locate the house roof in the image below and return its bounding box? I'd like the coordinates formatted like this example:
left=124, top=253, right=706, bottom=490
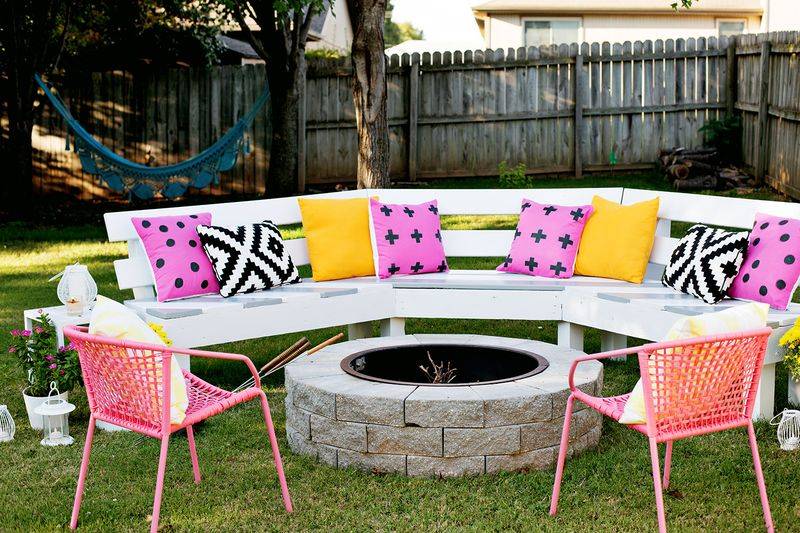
left=472, top=0, right=763, bottom=15
left=217, top=35, right=260, bottom=59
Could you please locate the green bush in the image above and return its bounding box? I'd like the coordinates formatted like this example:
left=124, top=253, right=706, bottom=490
left=699, top=114, right=742, bottom=163
left=498, top=161, right=530, bottom=188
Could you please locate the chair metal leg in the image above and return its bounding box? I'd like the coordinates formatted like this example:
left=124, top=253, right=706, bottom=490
left=747, top=423, right=774, bottom=533
left=662, top=441, right=673, bottom=490
left=259, top=391, right=293, bottom=513
left=186, top=425, right=201, bottom=484
left=150, top=436, right=171, bottom=533
left=70, top=415, right=96, bottom=530
left=648, top=437, right=668, bottom=533
left=549, top=394, right=575, bottom=516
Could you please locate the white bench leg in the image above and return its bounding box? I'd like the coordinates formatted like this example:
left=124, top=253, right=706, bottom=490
left=380, top=317, right=406, bottom=337
left=347, top=322, right=372, bottom=340
left=753, top=362, right=777, bottom=420
left=557, top=322, right=584, bottom=351
left=601, top=332, right=628, bottom=361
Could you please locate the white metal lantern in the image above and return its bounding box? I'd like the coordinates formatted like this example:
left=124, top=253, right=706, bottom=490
left=50, top=263, right=97, bottom=316
left=33, top=383, right=76, bottom=446
left=771, top=409, right=800, bottom=451
left=0, top=405, right=15, bottom=442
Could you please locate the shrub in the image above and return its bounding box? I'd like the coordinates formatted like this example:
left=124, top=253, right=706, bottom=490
left=699, top=114, right=742, bottom=163
left=498, top=161, right=529, bottom=188
left=7, top=313, right=81, bottom=396
left=779, top=318, right=800, bottom=381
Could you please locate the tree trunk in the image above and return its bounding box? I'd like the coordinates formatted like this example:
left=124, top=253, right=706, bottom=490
left=348, top=0, right=390, bottom=189
left=2, top=71, right=35, bottom=215
left=265, top=71, right=301, bottom=198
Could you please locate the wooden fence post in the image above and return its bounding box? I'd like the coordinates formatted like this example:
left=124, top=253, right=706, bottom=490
left=725, top=38, right=737, bottom=117
left=755, top=39, right=771, bottom=185
left=573, top=53, right=584, bottom=179
left=407, top=58, right=420, bottom=181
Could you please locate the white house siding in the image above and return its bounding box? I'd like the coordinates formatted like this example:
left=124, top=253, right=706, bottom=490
left=307, top=0, right=353, bottom=53
left=483, top=13, right=763, bottom=48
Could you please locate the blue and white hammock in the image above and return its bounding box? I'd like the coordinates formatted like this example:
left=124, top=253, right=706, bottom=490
left=35, top=74, right=269, bottom=200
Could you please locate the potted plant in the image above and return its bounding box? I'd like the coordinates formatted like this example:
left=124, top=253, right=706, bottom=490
left=779, top=318, right=800, bottom=401
left=7, top=313, right=81, bottom=429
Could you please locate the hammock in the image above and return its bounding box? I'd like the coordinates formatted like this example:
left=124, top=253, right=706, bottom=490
left=35, top=73, right=269, bottom=200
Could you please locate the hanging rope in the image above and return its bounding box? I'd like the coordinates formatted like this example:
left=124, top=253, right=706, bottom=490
left=35, top=73, right=269, bottom=200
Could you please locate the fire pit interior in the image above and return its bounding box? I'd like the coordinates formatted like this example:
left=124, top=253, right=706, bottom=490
left=341, top=344, right=549, bottom=386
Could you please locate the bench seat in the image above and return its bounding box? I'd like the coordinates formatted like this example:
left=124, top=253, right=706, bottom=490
left=104, top=187, right=800, bottom=419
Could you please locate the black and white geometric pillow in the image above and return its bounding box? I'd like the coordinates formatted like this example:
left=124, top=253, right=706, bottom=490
left=196, top=221, right=301, bottom=298
left=662, top=224, right=749, bottom=304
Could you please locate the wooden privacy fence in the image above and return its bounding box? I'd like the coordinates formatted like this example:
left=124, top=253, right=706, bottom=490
left=27, top=32, right=800, bottom=200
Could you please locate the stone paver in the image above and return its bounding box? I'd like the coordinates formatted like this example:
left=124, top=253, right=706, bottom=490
left=367, top=425, right=443, bottom=456
left=405, top=386, right=484, bottom=427
left=406, top=455, right=485, bottom=477
left=444, top=427, right=520, bottom=456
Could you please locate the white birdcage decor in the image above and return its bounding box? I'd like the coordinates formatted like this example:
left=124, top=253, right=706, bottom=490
left=33, top=383, right=76, bottom=447
left=0, top=405, right=15, bottom=442
left=771, top=409, right=800, bottom=451
left=50, top=263, right=97, bottom=316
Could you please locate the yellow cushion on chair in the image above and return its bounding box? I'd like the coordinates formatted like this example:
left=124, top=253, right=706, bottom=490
left=89, top=295, right=188, bottom=425
left=574, top=196, right=660, bottom=284
left=298, top=197, right=376, bottom=281
left=619, top=302, right=769, bottom=424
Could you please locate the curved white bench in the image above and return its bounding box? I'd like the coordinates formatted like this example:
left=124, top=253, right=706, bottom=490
left=104, top=187, right=800, bottom=418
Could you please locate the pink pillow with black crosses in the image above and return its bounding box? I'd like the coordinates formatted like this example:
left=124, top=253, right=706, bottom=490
left=497, top=199, right=593, bottom=278
left=370, top=198, right=448, bottom=278
left=729, top=213, right=800, bottom=310
left=132, top=213, right=220, bottom=302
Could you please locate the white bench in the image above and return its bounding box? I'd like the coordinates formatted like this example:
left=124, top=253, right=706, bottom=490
left=104, top=187, right=800, bottom=419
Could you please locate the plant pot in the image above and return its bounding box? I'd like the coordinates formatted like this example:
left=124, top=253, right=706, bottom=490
left=23, top=388, right=68, bottom=430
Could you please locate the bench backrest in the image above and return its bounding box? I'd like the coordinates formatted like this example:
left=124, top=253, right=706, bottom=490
left=104, top=188, right=800, bottom=299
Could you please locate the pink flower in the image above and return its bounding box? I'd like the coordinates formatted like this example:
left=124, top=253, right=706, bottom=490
left=49, top=363, right=57, bottom=370
left=9, top=329, right=20, bottom=336
left=59, top=370, right=65, bottom=376
left=34, top=326, right=44, bottom=334
left=45, top=355, right=54, bottom=362
left=20, top=330, right=31, bottom=337
left=7, top=346, right=16, bottom=353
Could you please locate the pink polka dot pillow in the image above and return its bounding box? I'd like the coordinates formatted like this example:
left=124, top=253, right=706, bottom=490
left=729, top=213, right=800, bottom=310
left=370, top=198, right=448, bottom=278
left=132, top=213, right=220, bottom=302
left=497, top=199, right=593, bottom=278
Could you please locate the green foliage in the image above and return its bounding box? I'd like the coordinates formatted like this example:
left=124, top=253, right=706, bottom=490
left=699, top=114, right=742, bottom=163
left=7, top=314, right=81, bottom=396
left=384, top=0, right=423, bottom=47
left=671, top=0, right=694, bottom=9
left=498, top=161, right=530, bottom=188
left=306, top=48, right=346, bottom=60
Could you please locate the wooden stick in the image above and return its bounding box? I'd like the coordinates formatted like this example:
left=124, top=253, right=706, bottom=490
left=257, top=337, right=307, bottom=374
left=307, top=332, right=344, bottom=355
left=261, top=340, right=311, bottom=374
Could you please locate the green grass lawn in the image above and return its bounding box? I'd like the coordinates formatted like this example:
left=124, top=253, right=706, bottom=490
left=2, top=174, right=800, bottom=531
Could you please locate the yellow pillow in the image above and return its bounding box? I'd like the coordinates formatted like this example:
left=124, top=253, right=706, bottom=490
left=298, top=197, right=375, bottom=281
left=89, top=296, right=188, bottom=425
left=619, top=302, right=769, bottom=424
left=574, top=196, right=660, bottom=284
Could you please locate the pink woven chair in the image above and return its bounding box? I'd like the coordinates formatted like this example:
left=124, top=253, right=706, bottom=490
left=549, top=328, right=774, bottom=533
left=63, top=325, right=292, bottom=532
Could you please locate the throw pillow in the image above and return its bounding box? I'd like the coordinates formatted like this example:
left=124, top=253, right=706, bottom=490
left=729, top=213, right=800, bottom=310
left=574, top=196, right=660, bottom=284
left=370, top=198, right=448, bottom=278
left=661, top=224, right=749, bottom=304
left=619, top=302, right=769, bottom=425
left=132, top=213, right=220, bottom=302
left=196, top=221, right=301, bottom=298
left=298, top=197, right=375, bottom=281
left=496, top=199, right=593, bottom=278
left=89, top=295, right=188, bottom=425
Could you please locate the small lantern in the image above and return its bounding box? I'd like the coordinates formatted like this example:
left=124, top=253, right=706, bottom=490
left=50, top=263, right=98, bottom=316
left=771, top=409, right=800, bottom=451
left=33, top=383, right=76, bottom=447
left=0, top=405, right=14, bottom=442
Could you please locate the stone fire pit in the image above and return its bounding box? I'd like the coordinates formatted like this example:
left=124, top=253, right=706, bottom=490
left=284, top=334, right=602, bottom=477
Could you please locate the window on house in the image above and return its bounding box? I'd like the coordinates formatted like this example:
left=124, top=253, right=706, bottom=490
left=523, top=20, right=580, bottom=47
left=717, top=20, right=746, bottom=38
